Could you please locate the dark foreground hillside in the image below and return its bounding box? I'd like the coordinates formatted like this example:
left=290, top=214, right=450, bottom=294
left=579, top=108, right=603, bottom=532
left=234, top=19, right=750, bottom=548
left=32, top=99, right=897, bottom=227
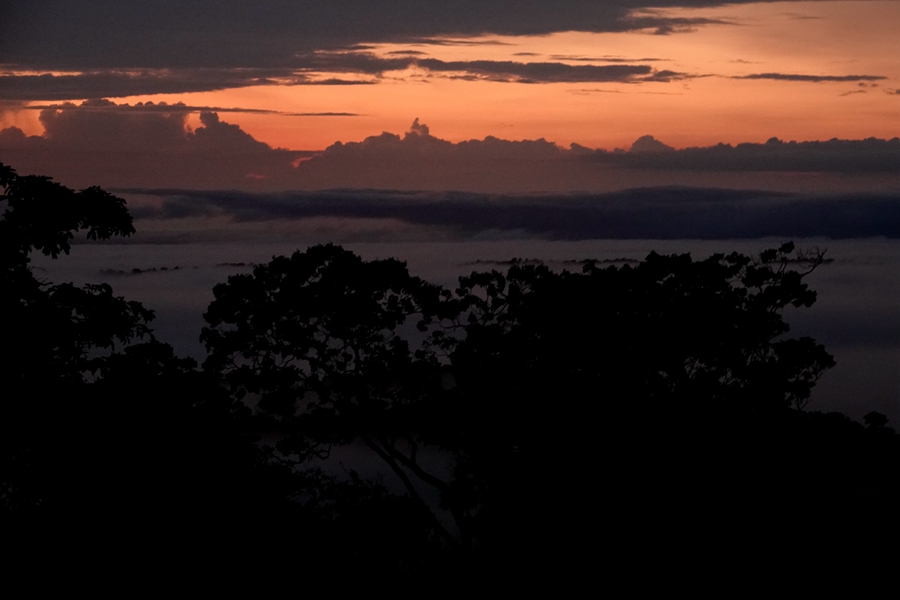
left=2, top=161, right=898, bottom=578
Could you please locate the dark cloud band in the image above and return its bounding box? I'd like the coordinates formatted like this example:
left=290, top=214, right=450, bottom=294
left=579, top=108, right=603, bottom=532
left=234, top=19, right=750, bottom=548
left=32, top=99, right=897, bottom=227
left=2, top=105, right=897, bottom=192
left=0, top=53, right=683, bottom=100
left=737, top=73, right=887, bottom=83
left=596, top=136, right=900, bottom=173
left=415, top=59, right=653, bottom=83
left=0, top=69, right=374, bottom=101
left=18, top=99, right=360, bottom=117
left=0, top=1, right=753, bottom=71
left=123, top=187, right=900, bottom=240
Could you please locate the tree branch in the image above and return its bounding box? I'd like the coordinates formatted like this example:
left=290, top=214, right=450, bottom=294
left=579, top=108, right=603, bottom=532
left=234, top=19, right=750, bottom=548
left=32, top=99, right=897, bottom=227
left=358, top=432, right=460, bottom=551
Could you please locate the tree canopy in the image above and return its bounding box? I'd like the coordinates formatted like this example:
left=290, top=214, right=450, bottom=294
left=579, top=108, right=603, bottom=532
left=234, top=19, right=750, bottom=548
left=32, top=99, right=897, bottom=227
left=3, top=160, right=898, bottom=575
left=0, top=164, right=277, bottom=538
left=200, top=241, right=843, bottom=560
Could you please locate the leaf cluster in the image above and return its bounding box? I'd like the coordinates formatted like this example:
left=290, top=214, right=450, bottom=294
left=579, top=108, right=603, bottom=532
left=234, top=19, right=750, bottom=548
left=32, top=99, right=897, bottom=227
left=1, top=163, right=133, bottom=261
left=0, top=163, right=152, bottom=388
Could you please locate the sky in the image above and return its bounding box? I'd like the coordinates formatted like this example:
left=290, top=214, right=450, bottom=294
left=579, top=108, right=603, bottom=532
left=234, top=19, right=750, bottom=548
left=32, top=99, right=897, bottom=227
left=1, top=0, right=898, bottom=195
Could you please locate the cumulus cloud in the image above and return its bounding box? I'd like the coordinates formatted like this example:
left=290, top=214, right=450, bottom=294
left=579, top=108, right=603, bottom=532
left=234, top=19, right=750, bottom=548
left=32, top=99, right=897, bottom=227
left=288, top=125, right=900, bottom=191
left=629, top=135, right=675, bottom=153
left=124, top=186, right=900, bottom=241
left=0, top=101, right=302, bottom=188
left=286, top=120, right=598, bottom=191
left=3, top=112, right=898, bottom=193
left=596, top=136, right=900, bottom=173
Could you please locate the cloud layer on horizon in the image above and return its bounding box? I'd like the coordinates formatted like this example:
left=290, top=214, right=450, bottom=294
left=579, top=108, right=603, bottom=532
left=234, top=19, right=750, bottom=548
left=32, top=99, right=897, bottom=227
left=0, top=102, right=303, bottom=188
left=1, top=105, right=898, bottom=192
left=123, top=186, right=900, bottom=241
left=284, top=121, right=900, bottom=192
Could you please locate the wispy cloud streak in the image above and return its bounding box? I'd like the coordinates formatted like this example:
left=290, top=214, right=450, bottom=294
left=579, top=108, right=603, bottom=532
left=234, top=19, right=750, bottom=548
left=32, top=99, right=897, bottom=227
left=737, top=73, right=887, bottom=83
left=19, top=99, right=360, bottom=117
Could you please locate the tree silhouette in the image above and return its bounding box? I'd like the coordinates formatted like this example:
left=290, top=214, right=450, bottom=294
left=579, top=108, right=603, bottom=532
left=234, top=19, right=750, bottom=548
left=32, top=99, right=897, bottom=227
left=425, top=243, right=840, bottom=563
left=201, top=242, right=841, bottom=563
left=0, top=162, right=157, bottom=509
left=0, top=164, right=281, bottom=535
left=440, top=242, right=833, bottom=418
left=201, top=244, right=462, bottom=546
left=0, top=165, right=443, bottom=572
left=5, top=159, right=897, bottom=572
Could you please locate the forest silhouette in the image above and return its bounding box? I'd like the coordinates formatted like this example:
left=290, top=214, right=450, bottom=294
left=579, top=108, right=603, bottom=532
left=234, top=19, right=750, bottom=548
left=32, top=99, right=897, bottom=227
left=2, top=161, right=898, bottom=575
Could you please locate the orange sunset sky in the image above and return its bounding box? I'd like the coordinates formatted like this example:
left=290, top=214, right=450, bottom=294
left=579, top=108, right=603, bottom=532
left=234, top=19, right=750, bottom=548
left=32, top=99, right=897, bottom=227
left=163, top=1, right=900, bottom=150
left=1, top=0, right=898, bottom=192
